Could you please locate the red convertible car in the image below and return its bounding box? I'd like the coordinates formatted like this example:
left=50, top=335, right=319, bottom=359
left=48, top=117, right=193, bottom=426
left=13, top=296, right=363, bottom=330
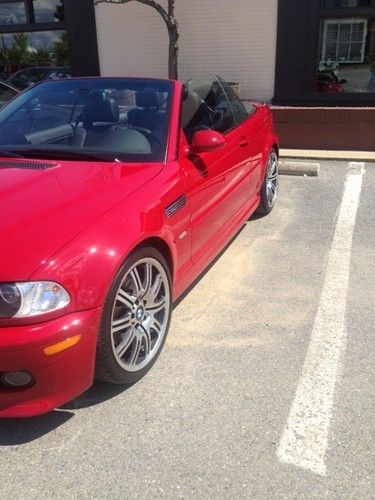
left=0, top=76, right=278, bottom=417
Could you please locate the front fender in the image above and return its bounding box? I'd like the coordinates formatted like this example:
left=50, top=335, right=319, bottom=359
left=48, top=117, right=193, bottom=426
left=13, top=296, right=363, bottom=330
left=30, top=163, right=190, bottom=312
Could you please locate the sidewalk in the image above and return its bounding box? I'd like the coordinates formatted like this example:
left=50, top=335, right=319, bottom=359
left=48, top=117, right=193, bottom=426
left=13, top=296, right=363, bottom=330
left=280, top=149, right=375, bottom=162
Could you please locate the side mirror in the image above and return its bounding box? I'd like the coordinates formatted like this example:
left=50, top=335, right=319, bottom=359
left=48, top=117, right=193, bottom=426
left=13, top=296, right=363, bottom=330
left=190, top=129, right=226, bottom=154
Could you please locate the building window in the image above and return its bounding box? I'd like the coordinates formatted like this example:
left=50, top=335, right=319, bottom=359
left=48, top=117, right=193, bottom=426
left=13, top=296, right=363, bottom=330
left=33, top=0, right=65, bottom=23
left=0, top=0, right=67, bottom=81
left=274, top=0, right=375, bottom=105
left=318, top=16, right=375, bottom=92
left=0, top=2, right=27, bottom=24
left=321, top=19, right=367, bottom=63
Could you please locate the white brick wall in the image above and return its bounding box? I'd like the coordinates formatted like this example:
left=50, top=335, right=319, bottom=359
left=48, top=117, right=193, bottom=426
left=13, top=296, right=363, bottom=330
left=95, top=0, right=278, bottom=101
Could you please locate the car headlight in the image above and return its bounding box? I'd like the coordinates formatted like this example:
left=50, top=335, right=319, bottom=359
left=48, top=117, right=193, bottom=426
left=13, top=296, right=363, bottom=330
left=0, top=282, right=70, bottom=319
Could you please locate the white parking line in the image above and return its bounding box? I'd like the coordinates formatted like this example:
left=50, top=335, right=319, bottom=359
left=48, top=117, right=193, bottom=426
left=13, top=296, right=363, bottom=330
left=277, top=162, right=365, bottom=476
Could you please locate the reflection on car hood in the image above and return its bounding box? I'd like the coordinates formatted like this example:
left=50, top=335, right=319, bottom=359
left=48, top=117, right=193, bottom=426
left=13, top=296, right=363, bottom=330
left=0, top=159, right=162, bottom=281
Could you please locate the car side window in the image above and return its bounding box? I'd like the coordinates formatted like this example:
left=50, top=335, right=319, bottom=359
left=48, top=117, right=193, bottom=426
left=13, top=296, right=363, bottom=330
left=217, top=78, right=255, bottom=125
left=10, top=71, right=30, bottom=88
left=0, top=85, right=18, bottom=106
left=182, top=77, right=236, bottom=144
left=231, top=99, right=253, bottom=124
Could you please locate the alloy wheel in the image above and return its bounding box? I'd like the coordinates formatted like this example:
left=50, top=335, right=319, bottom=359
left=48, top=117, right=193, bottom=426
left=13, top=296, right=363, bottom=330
left=266, top=151, right=278, bottom=207
left=110, top=257, right=170, bottom=373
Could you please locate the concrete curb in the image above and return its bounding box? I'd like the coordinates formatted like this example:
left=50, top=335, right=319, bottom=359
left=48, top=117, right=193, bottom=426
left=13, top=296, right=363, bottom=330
left=279, top=160, right=320, bottom=177
left=280, top=149, right=375, bottom=162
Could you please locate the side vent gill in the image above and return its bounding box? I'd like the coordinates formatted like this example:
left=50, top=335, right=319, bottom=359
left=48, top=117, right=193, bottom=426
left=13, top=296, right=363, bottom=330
left=165, top=195, right=187, bottom=218
left=0, top=160, right=55, bottom=171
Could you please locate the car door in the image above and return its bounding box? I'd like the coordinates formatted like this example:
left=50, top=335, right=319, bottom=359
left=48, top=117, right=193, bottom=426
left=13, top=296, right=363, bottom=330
left=238, top=108, right=268, bottom=200
left=217, top=78, right=264, bottom=202
left=179, top=76, right=253, bottom=262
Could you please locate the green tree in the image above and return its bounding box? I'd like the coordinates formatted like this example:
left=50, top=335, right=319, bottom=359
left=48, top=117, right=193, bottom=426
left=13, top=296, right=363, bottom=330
left=54, top=1, right=65, bottom=22
left=7, top=33, right=29, bottom=64
left=31, top=48, right=52, bottom=64
left=52, top=32, right=69, bottom=66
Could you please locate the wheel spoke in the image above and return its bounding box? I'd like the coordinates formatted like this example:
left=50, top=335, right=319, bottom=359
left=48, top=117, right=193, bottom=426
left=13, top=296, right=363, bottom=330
left=268, top=166, right=276, bottom=178
left=129, top=338, right=142, bottom=366
left=111, top=314, right=132, bottom=334
left=268, top=154, right=278, bottom=178
left=138, top=325, right=152, bottom=357
left=146, top=298, right=166, bottom=314
left=116, top=328, right=137, bottom=358
left=151, top=274, right=162, bottom=299
left=150, top=318, right=162, bottom=335
left=116, top=289, right=135, bottom=309
left=271, top=160, right=278, bottom=175
left=130, top=267, right=142, bottom=295
left=141, top=263, right=153, bottom=298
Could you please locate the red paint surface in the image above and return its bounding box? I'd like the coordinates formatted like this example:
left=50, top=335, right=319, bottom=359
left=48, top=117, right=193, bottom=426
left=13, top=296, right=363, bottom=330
left=0, top=79, right=278, bottom=417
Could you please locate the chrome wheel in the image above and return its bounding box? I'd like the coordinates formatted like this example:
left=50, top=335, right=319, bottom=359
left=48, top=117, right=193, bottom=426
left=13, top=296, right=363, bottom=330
left=266, top=151, right=278, bottom=207
left=110, top=257, right=170, bottom=373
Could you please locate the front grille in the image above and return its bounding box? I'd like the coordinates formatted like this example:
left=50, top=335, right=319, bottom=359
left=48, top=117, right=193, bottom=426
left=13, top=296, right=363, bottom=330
left=0, top=160, right=55, bottom=170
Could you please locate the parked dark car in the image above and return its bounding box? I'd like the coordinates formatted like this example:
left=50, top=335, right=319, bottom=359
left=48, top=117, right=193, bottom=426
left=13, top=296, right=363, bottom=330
left=0, top=81, right=19, bottom=106
left=6, top=67, right=71, bottom=90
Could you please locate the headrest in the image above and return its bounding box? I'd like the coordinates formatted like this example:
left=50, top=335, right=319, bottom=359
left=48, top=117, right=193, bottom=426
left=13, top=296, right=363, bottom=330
left=181, top=91, right=202, bottom=128
left=83, top=92, right=119, bottom=124
left=136, top=89, right=163, bottom=109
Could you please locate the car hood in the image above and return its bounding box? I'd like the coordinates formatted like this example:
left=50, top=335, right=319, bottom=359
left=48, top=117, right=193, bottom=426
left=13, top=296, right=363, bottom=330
left=0, top=159, right=162, bottom=281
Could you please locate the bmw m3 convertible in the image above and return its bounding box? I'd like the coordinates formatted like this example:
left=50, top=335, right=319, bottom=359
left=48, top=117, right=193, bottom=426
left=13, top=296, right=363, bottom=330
left=0, top=76, right=278, bottom=417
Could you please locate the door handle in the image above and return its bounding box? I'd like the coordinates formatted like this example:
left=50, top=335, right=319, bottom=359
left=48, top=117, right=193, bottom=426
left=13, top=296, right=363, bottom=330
left=239, top=138, right=248, bottom=147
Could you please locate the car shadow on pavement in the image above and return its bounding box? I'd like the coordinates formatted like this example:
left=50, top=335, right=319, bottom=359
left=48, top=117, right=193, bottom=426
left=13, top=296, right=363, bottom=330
left=0, top=410, right=74, bottom=445
left=0, top=382, right=130, bottom=445
left=61, top=380, right=129, bottom=410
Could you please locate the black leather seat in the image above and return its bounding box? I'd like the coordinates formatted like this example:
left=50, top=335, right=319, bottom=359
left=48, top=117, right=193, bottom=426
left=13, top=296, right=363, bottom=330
left=72, top=92, right=151, bottom=154
left=73, top=92, right=120, bottom=147
left=127, top=89, right=164, bottom=132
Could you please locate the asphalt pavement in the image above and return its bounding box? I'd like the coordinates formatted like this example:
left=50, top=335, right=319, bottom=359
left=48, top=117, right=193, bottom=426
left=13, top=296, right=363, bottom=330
left=0, top=160, right=374, bottom=499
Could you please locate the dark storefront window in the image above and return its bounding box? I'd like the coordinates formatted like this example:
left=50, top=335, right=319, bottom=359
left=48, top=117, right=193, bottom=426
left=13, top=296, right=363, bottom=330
left=0, top=0, right=68, bottom=81
left=318, top=15, right=375, bottom=93
left=274, top=0, right=375, bottom=105
left=0, top=1, right=99, bottom=82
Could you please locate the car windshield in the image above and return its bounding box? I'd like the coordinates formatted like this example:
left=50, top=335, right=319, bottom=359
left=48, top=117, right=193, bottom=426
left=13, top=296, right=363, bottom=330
left=0, top=78, right=173, bottom=162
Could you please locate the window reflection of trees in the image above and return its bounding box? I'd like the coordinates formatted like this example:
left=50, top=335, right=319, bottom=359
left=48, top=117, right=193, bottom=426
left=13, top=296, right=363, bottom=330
left=0, top=31, right=68, bottom=66
left=0, top=1, right=67, bottom=78
left=33, top=0, right=65, bottom=23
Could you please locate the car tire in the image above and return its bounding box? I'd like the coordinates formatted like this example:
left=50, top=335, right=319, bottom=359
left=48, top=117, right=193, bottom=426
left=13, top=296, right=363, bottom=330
left=95, top=247, right=172, bottom=385
left=256, top=149, right=279, bottom=216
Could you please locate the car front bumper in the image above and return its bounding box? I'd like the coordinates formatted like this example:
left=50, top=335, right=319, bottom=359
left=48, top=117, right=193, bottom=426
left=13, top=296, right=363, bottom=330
left=0, top=307, right=101, bottom=418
